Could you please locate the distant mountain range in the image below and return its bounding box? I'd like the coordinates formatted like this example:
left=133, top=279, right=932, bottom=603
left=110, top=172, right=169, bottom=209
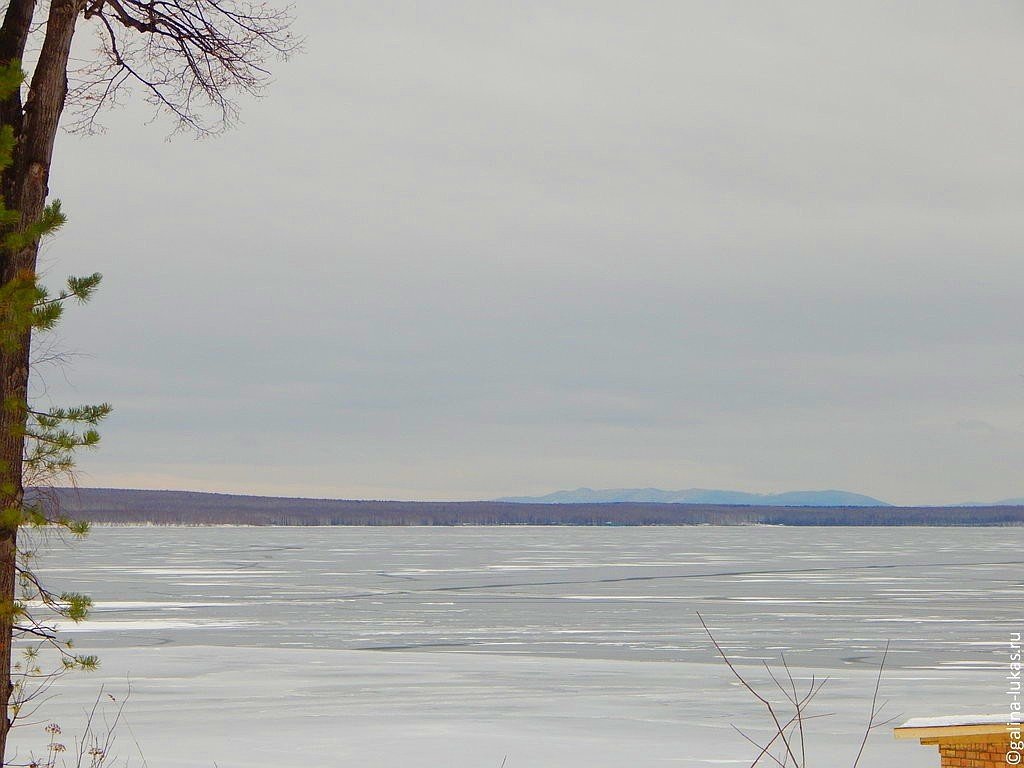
left=958, top=497, right=1024, bottom=507
left=497, top=487, right=891, bottom=506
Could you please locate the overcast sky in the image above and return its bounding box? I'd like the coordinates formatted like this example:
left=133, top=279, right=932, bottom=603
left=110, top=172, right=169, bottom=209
left=37, top=1, right=1024, bottom=504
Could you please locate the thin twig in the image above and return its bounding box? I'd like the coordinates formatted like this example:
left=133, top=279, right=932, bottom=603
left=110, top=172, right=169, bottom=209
left=851, top=640, right=889, bottom=768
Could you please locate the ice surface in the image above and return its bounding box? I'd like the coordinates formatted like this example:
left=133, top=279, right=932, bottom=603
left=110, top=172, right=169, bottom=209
left=10, top=525, right=1018, bottom=767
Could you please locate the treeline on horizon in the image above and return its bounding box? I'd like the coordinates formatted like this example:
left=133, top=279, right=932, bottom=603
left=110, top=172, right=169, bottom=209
left=28, top=487, right=1024, bottom=527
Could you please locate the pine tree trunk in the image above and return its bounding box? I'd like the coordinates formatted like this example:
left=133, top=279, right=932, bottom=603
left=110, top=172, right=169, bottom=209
left=0, top=2, right=36, bottom=760
left=0, top=1, right=33, bottom=142
left=0, top=346, right=27, bottom=763
left=0, top=1, right=84, bottom=762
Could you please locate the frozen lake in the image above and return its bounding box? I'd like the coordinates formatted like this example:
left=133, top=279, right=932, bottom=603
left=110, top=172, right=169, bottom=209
left=14, top=525, right=1022, bottom=767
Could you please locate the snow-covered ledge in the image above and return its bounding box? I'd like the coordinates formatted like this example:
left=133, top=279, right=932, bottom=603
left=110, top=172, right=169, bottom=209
left=894, top=715, right=1020, bottom=768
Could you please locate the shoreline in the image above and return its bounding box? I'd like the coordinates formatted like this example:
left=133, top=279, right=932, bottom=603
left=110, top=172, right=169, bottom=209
left=39, top=487, right=1024, bottom=527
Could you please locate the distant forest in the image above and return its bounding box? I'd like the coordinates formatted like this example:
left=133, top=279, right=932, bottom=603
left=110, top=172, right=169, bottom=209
left=30, top=488, right=1024, bottom=526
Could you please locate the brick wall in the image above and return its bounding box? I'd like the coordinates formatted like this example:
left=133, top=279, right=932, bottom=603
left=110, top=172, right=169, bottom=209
left=937, top=740, right=1011, bottom=768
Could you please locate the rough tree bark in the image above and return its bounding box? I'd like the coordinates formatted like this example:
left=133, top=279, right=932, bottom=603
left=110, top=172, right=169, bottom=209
left=0, top=1, right=88, bottom=760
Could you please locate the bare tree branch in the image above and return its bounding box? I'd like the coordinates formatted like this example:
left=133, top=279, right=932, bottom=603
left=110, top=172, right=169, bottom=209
left=70, top=0, right=299, bottom=135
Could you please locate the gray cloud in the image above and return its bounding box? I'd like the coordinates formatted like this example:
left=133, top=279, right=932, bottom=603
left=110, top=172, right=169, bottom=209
left=36, top=0, right=1024, bottom=504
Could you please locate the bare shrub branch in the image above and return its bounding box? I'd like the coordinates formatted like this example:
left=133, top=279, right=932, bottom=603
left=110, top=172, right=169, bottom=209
left=697, top=611, right=894, bottom=768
